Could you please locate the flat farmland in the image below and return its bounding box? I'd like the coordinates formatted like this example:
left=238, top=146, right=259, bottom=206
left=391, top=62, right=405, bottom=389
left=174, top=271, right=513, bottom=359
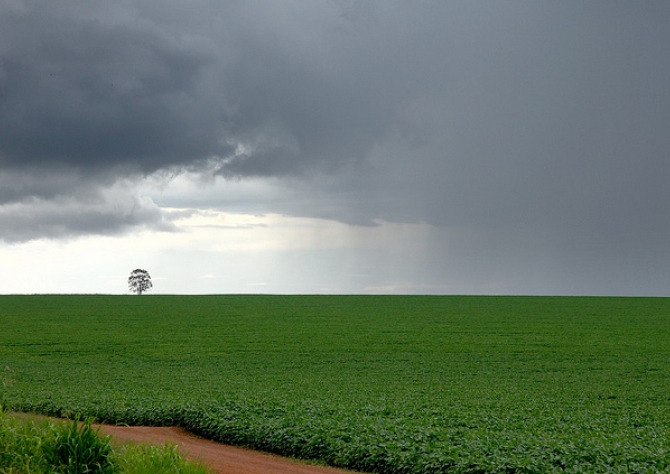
left=2, top=295, right=670, bottom=473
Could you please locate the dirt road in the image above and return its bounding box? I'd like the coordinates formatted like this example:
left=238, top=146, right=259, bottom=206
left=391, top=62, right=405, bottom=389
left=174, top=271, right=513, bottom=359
left=97, top=424, right=362, bottom=474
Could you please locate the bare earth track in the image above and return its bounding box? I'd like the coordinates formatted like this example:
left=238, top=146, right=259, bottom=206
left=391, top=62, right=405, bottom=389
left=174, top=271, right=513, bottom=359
left=97, top=424, right=362, bottom=474
left=7, top=412, right=361, bottom=474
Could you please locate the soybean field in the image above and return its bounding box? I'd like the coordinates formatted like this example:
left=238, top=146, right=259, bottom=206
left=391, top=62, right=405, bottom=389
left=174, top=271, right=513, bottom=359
left=2, top=295, right=670, bottom=473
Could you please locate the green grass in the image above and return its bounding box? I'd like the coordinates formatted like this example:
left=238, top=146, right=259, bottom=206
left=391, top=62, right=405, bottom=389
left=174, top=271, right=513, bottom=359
left=114, top=443, right=210, bottom=474
left=0, top=409, right=210, bottom=473
left=43, top=416, right=116, bottom=473
left=2, top=295, right=670, bottom=472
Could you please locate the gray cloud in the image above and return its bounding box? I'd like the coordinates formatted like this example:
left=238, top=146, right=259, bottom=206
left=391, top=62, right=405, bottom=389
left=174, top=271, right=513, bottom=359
left=0, top=190, right=175, bottom=243
left=0, top=1, right=398, bottom=181
left=1, top=0, right=670, bottom=294
left=0, top=2, right=228, bottom=175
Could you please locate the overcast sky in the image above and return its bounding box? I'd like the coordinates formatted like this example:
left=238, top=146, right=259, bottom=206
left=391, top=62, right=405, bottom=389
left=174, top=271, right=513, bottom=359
left=1, top=1, right=669, bottom=295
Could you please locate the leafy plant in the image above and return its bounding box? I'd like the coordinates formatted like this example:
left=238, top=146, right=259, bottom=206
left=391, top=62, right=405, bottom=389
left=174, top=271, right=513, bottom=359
left=0, top=411, right=49, bottom=473
left=43, top=417, right=116, bottom=474
left=115, top=443, right=210, bottom=474
left=0, top=366, right=11, bottom=412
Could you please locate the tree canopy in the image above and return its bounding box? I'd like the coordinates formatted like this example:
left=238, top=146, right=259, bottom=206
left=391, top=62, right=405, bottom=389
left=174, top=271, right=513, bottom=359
left=128, top=269, right=152, bottom=295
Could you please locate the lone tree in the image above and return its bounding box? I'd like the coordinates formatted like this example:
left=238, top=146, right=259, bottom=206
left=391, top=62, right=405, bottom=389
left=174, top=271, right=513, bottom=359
left=128, top=269, right=152, bottom=295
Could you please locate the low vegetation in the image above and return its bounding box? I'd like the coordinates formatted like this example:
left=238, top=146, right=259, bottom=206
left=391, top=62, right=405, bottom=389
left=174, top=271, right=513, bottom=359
left=0, top=409, right=210, bottom=473
left=2, top=295, right=670, bottom=473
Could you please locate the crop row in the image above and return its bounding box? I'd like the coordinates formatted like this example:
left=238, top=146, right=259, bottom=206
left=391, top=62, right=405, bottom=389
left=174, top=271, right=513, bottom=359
left=2, top=295, right=670, bottom=473
left=9, top=395, right=670, bottom=473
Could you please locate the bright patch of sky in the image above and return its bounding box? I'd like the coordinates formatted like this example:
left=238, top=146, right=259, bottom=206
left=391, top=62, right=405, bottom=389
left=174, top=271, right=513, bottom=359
left=0, top=206, right=457, bottom=294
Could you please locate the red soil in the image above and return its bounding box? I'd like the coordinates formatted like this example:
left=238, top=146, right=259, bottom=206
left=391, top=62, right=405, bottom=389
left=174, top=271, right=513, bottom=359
left=97, top=424, right=362, bottom=474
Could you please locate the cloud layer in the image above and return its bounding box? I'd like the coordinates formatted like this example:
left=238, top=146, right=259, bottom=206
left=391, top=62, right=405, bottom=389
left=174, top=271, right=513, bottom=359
left=1, top=1, right=670, bottom=294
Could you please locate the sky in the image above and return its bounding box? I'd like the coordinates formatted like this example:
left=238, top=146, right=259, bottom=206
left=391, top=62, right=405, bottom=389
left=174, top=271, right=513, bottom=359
left=1, top=1, right=669, bottom=295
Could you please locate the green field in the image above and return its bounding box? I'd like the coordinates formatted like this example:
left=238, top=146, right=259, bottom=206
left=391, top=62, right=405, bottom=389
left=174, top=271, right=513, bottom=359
left=2, top=295, right=670, bottom=473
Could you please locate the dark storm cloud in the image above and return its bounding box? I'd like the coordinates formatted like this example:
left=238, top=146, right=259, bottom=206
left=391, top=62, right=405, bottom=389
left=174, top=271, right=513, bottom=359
left=0, top=2, right=228, bottom=174
left=0, top=0, right=404, bottom=239
left=0, top=0, right=397, bottom=181
left=2, top=0, right=670, bottom=295
left=3, top=1, right=669, bottom=189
